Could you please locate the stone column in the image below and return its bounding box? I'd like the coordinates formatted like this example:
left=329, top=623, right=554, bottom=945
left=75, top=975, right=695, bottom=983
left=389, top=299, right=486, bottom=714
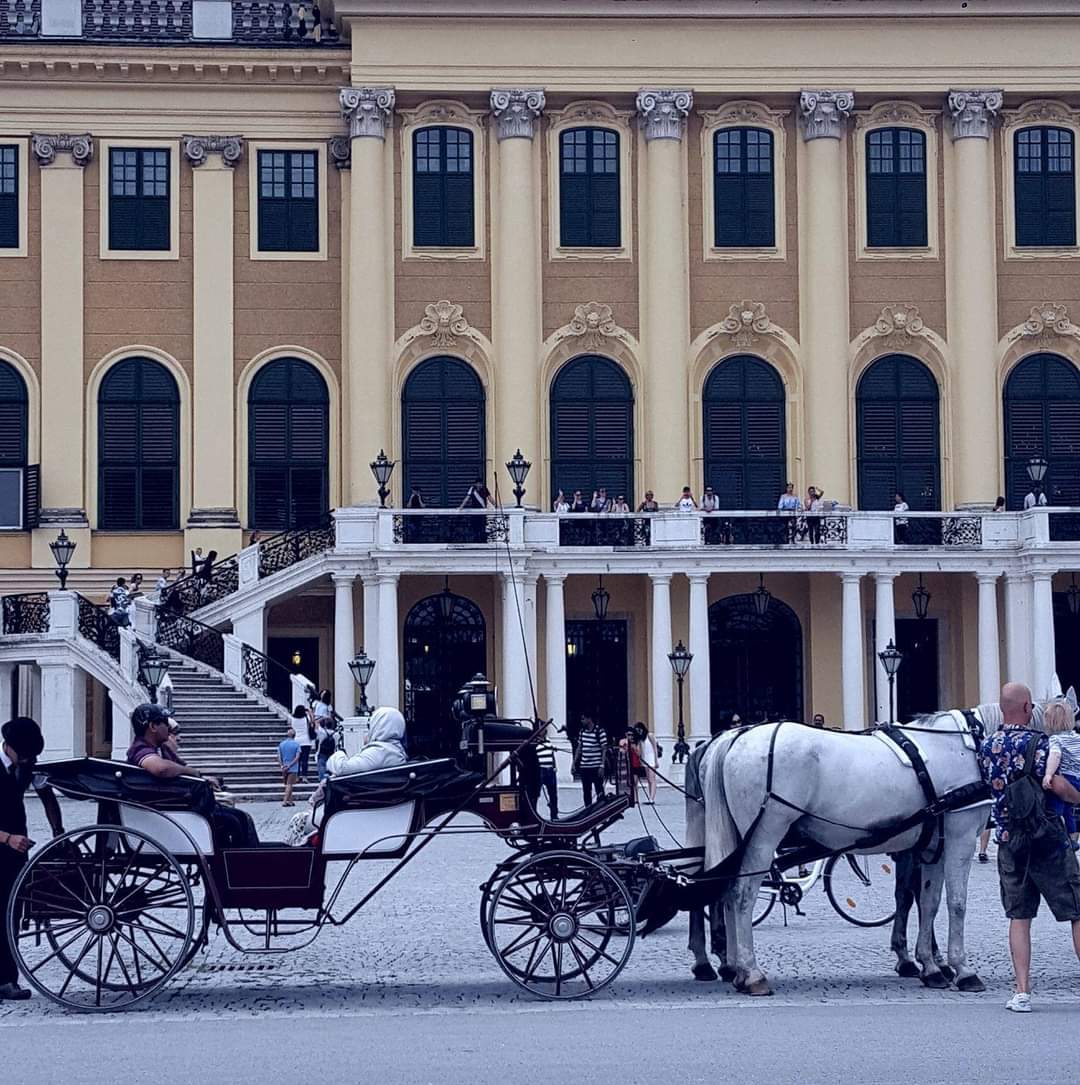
left=40, top=661, right=86, bottom=761
left=976, top=571, right=1002, bottom=704
left=332, top=573, right=356, bottom=715
left=650, top=573, right=674, bottom=746
left=501, top=572, right=533, bottom=720
left=32, top=133, right=92, bottom=568
left=840, top=572, right=865, bottom=730
left=798, top=92, right=854, bottom=504
left=330, top=136, right=352, bottom=501
left=945, top=90, right=1002, bottom=509
left=544, top=574, right=567, bottom=733
left=637, top=90, right=692, bottom=500
left=109, top=691, right=130, bottom=761
left=0, top=662, right=13, bottom=723
left=1004, top=572, right=1033, bottom=690
left=491, top=89, right=544, bottom=489
left=361, top=571, right=379, bottom=705
left=340, top=88, right=395, bottom=505
left=1031, top=570, right=1057, bottom=700
left=687, top=572, right=712, bottom=741
left=376, top=571, right=399, bottom=710
left=183, top=135, right=243, bottom=553
left=873, top=572, right=897, bottom=723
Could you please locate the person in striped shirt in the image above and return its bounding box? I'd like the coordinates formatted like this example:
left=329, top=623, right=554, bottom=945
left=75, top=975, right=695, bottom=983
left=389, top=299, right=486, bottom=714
left=573, top=716, right=608, bottom=805
left=535, top=733, right=559, bottom=818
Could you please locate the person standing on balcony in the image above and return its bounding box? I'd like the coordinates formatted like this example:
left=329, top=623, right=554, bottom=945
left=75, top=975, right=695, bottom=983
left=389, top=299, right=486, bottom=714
left=406, top=486, right=425, bottom=509
left=552, top=490, right=570, bottom=513
left=570, top=490, right=588, bottom=513
left=638, top=490, right=659, bottom=513
left=1024, top=486, right=1048, bottom=510
left=590, top=488, right=611, bottom=513
left=778, top=482, right=801, bottom=542
left=893, top=492, right=910, bottom=545
left=701, top=486, right=720, bottom=512
left=675, top=486, right=698, bottom=511
left=805, top=486, right=824, bottom=544
left=611, top=493, right=630, bottom=514
left=459, top=479, right=492, bottom=510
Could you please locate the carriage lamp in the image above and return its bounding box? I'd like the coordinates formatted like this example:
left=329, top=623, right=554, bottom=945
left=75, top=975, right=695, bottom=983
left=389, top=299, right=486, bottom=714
left=752, top=573, right=772, bottom=621
left=1067, top=573, right=1080, bottom=619
left=878, top=639, right=903, bottom=725
left=912, top=573, right=931, bottom=621
left=463, top=673, right=495, bottom=716
left=668, top=640, right=693, bottom=764
left=49, top=529, right=76, bottom=590
left=139, top=648, right=169, bottom=705
left=591, top=576, right=610, bottom=622
left=348, top=649, right=376, bottom=716
left=370, top=449, right=396, bottom=508
left=505, top=449, right=531, bottom=508
left=1026, top=456, right=1049, bottom=484
left=438, top=576, right=455, bottom=623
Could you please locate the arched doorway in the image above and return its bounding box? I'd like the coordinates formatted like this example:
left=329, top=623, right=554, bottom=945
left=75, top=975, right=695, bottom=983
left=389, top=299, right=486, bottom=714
left=1054, top=588, right=1080, bottom=698
left=403, top=591, right=486, bottom=758
left=709, top=593, right=803, bottom=726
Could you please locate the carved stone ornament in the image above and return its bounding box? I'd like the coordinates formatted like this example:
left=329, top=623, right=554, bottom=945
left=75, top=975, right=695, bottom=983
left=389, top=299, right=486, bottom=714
left=490, top=89, right=546, bottom=141
left=1021, top=303, right=1074, bottom=338
left=182, top=135, right=244, bottom=167
left=419, top=301, right=470, bottom=348
left=636, top=89, right=693, bottom=141
left=702, top=101, right=788, bottom=129
left=340, top=87, right=396, bottom=140
left=327, top=135, right=351, bottom=171
left=718, top=301, right=773, bottom=348
left=567, top=302, right=618, bottom=346
left=872, top=304, right=926, bottom=340
left=31, top=133, right=93, bottom=167
left=799, top=91, right=854, bottom=140
left=946, top=89, right=1003, bottom=140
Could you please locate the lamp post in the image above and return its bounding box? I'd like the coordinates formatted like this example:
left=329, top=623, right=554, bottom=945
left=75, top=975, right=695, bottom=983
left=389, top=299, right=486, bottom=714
left=49, top=529, right=76, bottom=590
left=1067, top=573, right=1080, bottom=619
left=668, top=639, right=693, bottom=764
left=591, top=576, right=610, bottom=622
left=505, top=449, right=531, bottom=508
left=438, top=576, right=455, bottom=623
left=878, top=638, right=903, bottom=725
left=348, top=649, right=376, bottom=716
left=912, top=573, right=931, bottom=620
left=752, top=573, right=771, bottom=621
left=369, top=449, right=396, bottom=508
left=139, top=647, right=169, bottom=705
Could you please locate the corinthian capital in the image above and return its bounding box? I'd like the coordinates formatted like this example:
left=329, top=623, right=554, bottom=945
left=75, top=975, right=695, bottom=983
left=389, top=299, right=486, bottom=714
left=490, top=88, right=545, bottom=141
left=340, top=87, right=396, bottom=140
left=182, top=135, right=244, bottom=167
left=31, top=133, right=93, bottom=167
left=946, top=89, right=1003, bottom=140
left=799, top=91, right=854, bottom=140
left=636, top=89, right=693, bottom=141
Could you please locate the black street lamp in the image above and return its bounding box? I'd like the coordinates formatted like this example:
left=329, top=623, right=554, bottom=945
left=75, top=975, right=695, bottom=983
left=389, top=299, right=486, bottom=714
left=912, top=573, right=931, bottom=620
left=1067, top=573, right=1080, bottom=619
left=505, top=449, right=531, bottom=508
left=752, top=573, right=771, bottom=621
left=878, top=638, right=903, bottom=725
left=668, top=639, right=693, bottom=764
left=139, top=648, right=169, bottom=705
left=438, top=576, right=455, bottom=623
left=348, top=649, right=376, bottom=716
left=369, top=449, right=396, bottom=508
left=49, top=529, right=76, bottom=590
left=1026, top=456, right=1049, bottom=484
left=591, top=575, right=610, bottom=621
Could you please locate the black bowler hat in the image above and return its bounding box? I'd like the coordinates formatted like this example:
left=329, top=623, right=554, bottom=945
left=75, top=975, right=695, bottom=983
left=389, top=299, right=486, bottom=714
left=1, top=717, right=45, bottom=762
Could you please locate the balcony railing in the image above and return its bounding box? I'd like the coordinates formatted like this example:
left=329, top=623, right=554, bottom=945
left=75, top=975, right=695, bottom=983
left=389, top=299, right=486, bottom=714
left=1, top=0, right=39, bottom=36
left=258, top=520, right=336, bottom=577
left=76, top=594, right=121, bottom=662
left=1049, top=512, right=1080, bottom=542
left=156, top=610, right=224, bottom=672
left=700, top=513, right=848, bottom=547
left=894, top=515, right=983, bottom=546
left=557, top=515, right=651, bottom=548
left=84, top=0, right=190, bottom=38
left=391, top=510, right=510, bottom=545
left=1, top=592, right=49, bottom=635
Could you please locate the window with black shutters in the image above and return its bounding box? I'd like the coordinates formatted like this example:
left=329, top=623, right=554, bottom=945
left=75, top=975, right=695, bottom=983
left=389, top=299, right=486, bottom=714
left=714, top=128, right=775, bottom=248
left=0, top=146, right=18, bottom=250
left=702, top=355, right=785, bottom=510
left=1015, top=127, right=1076, bottom=247
left=413, top=127, right=475, bottom=248
left=0, top=360, right=28, bottom=528
left=1003, top=352, right=1080, bottom=508
left=550, top=355, right=633, bottom=501
left=248, top=358, right=329, bottom=530
left=257, top=150, right=319, bottom=253
left=866, top=128, right=928, bottom=248
left=98, top=358, right=179, bottom=530
left=559, top=128, right=620, bottom=248
left=109, top=148, right=170, bottom=252
left=402, top=356, right=485, bottom=508
left=856, top=354, right=940, bottom=511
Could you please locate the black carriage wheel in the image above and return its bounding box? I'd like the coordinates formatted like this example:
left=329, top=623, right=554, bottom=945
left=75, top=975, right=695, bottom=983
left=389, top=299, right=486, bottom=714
left=823, top=853, right=897, bottom=928
left=7, top=826, right=196, bottom=1012
left=485, top=851, right=635, bottom=999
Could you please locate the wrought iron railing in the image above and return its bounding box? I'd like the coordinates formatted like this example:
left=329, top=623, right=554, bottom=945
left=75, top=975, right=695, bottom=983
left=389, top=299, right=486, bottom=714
left=76, top=594, right=122, bottom=662
left=391, top=511, right=509, bottom=545
left=701, top=513, right=849, bottom=546
left=0, top=0, right=39, bottom=36
left=1049, top=512, right=1080, bottom=542
left=557, top=515, right=651, bottom=548
left=258, top=520, right=336, bottom=577
left=160, top=554, right=240, bottom=616
left=156, top=610, right=224, bottom=672
left=1, top=592, right=49, bottom=635
left=241, top=642, right=295, bottom=710
left=894, top=516, right=982, bottom=546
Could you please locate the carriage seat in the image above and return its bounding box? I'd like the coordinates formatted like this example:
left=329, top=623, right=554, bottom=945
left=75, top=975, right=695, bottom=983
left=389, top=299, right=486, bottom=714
left=532, top=793, right=629, bottom=835
left=323, top=758, right=482, bottom=816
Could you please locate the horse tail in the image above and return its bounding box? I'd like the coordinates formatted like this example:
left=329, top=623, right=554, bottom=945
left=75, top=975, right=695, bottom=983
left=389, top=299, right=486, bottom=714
left=701, top=737, right=741, bottom=872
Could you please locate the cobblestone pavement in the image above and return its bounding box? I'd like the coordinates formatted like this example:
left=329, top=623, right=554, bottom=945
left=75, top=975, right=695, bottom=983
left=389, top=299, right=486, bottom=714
left=4, top=788, right=1080, bottom=1023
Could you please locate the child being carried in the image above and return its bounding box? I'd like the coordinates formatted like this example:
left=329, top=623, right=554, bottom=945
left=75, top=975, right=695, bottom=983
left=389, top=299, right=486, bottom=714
left=1041, top=699, right=1080, bottom=849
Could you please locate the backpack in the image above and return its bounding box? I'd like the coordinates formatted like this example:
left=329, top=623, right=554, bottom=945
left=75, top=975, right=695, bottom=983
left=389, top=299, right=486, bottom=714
left=1004, top=733, right=1065, bottom=853
left=318, top=730, right=337, bottom=759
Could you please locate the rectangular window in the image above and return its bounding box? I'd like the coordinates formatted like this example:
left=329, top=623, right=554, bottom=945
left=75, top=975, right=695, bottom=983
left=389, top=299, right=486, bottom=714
left=866, top=128, right=927, bottom=248
left=258, top=150, right=319, bottom=253
left=412, top=127, right=475, bottom=247
left=1015, top=126, right=1076, bottom=247
left=713, top=128, right=775, bottom=248
left=0, top=146, right=18, bottom=250
left=109, top=147, right=171, bottom=252
left=559, top=128, right=620, bottom=248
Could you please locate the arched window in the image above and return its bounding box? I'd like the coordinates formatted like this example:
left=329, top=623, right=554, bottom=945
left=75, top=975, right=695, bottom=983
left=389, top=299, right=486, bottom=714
left=1004, top=352, right=1080, bottom=508
left=99, top=357, right=179, bottom=530
left=714, top=127, right=774, bottom=248
left=402, top=356, right=485, bottom=508
left=856, top=354, right=940, bottom=511
left=248, top=358, right=329, bottom=530
left=0, top=360, right=29, bottom=528
left=413, top=126, right=474, bottom=248
left=1015, top=126, right=1076, bottom=247
left=702, top=355, right=785, bottom=510
left=550, top=355, right=633, bottom=502
left=559, top=127, right=620, bottom=248
left=866, top=127, right=927, bottom=248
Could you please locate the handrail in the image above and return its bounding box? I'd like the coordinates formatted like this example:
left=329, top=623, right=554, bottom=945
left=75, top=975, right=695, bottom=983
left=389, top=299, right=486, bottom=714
left=1, top=592, right=49, bottom=635
left=156, top=608, right=225, bottom=672
left=75, top=594, right=121, bottom=662
left=240, top=642, right=296, bottom=712
left=257, top=518, right=335, bottom=578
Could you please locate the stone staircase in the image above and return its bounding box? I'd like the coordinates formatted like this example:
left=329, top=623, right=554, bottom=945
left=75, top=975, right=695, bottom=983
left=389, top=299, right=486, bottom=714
left=166, top=659, right=317, bottom=801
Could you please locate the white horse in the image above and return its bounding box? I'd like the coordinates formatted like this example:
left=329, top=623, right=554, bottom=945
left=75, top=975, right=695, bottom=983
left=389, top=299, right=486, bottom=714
left=688, top=709, right=992, bottom=995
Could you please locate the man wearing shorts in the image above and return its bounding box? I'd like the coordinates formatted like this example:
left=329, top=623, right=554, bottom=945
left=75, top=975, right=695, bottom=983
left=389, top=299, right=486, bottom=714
left=978, top=682, right=1080, bottom=1012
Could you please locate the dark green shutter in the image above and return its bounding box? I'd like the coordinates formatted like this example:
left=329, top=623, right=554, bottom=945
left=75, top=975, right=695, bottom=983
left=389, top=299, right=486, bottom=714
left=257, top=150, right=318, bottom=254
left=108, top=148, right=170, bottom=252
left=866, top=129, right=927, bottom=248
left=0, top=145, right=18, bottom=250
left=1015, top=127, right=1076, bottom=247
left=714, top=128, right=775, bottom=248
left=413, top=127, right=474, bottom=248
left=559, top=128, right=620, bottom=248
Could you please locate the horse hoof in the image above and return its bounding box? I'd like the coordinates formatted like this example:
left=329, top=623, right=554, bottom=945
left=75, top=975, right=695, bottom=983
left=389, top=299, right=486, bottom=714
left=956, top=974, right=986, bottom=993
left=746, top=978, right=773, bottom=997
left=719, top=965, right=738, bottom=984
left=920, top=971, right=950, bottom=990
left=939, top=964, right=956, bottom=983
left=895, top=960, right=920, bottom=979
left=693, top=963, right=718, bottom=982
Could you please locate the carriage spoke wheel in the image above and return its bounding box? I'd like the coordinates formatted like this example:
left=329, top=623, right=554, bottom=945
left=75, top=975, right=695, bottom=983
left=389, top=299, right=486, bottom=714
left=7, top=826, right=195, bottom=1012
left=486, top=851, right=635, bottom=999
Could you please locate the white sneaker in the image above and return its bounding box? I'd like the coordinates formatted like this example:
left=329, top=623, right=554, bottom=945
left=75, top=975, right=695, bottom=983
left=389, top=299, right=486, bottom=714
left=1006, top=992, right=1032, bottom=1013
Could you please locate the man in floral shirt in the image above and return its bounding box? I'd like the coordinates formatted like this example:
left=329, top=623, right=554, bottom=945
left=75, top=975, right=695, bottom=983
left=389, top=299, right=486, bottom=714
left=978, top=682, right=1080, bottom=1013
